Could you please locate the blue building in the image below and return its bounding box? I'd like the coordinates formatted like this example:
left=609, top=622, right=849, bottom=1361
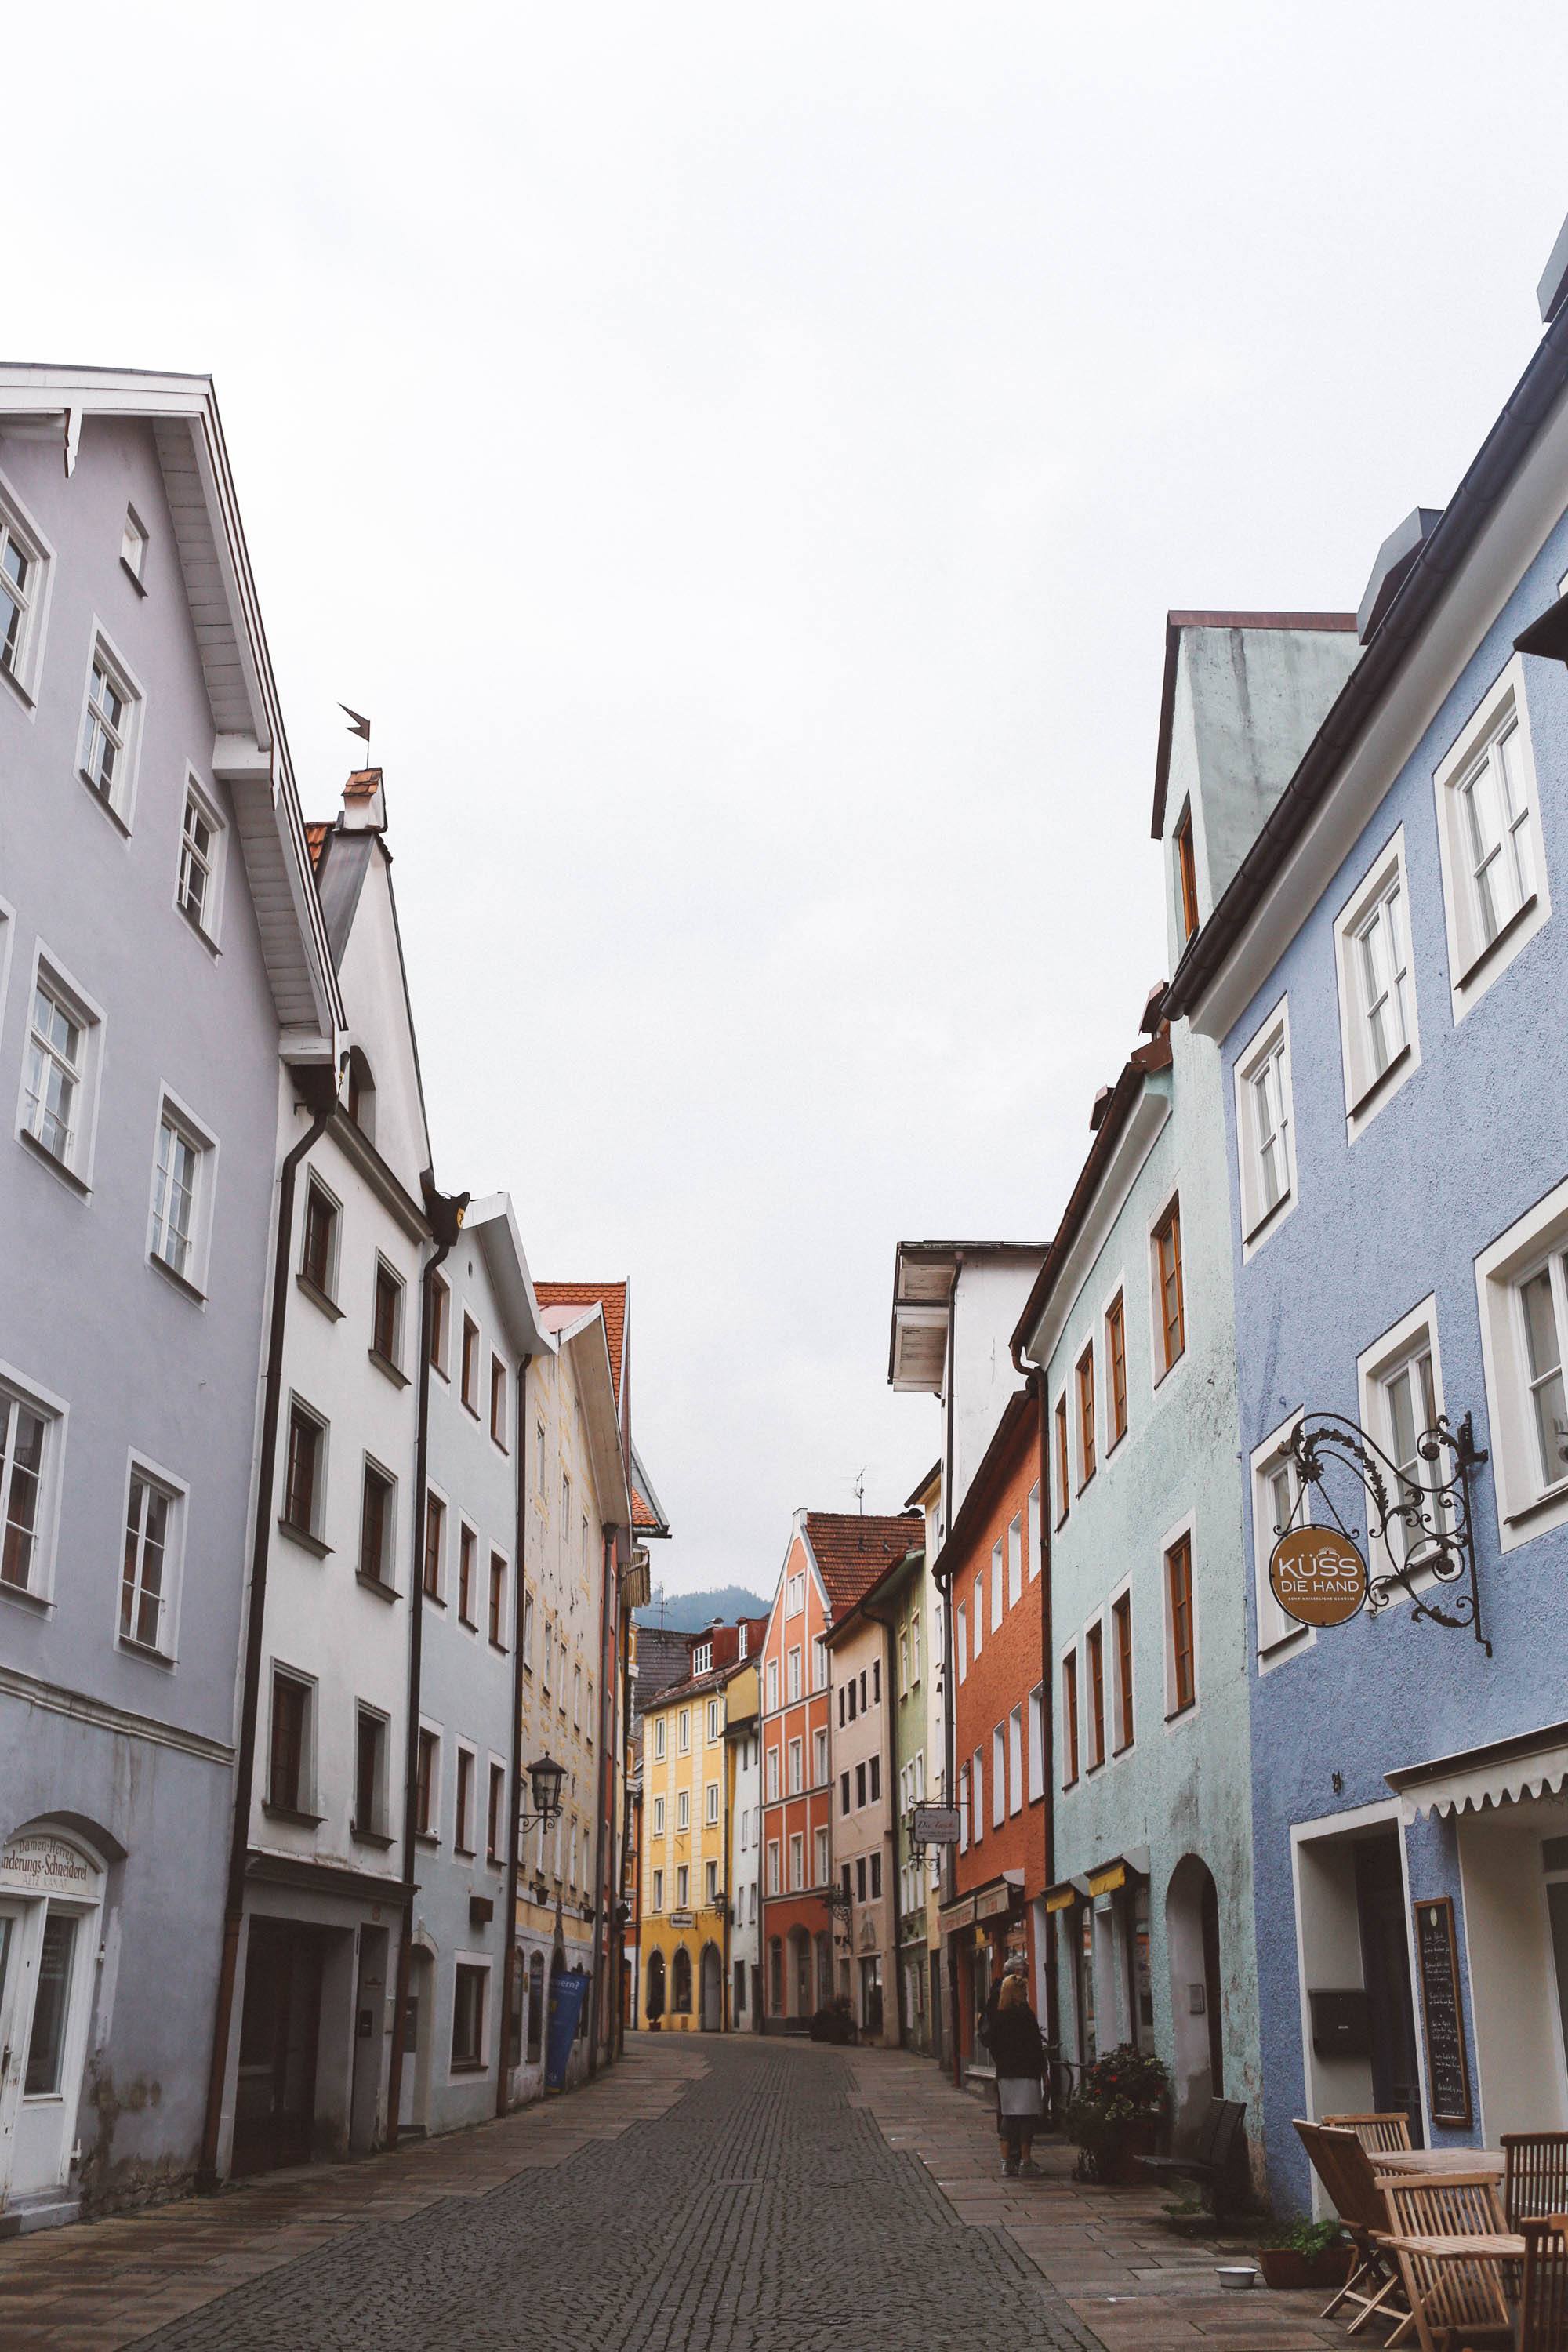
left=1163, top=218, right=1568, bottom=2209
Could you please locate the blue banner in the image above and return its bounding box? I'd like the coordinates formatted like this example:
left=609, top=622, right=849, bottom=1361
left=545, top=1965, right=590, bottom=2091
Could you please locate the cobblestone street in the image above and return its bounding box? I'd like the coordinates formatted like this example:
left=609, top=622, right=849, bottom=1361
left=2, top=2041, right=1104, bottom=2352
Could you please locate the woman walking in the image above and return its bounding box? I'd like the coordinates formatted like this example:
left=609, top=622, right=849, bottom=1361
left=989, top=1970, right=1045, bottom=2178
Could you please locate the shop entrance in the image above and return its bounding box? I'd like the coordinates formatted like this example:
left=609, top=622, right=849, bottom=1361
left=1294, top=1809, right=1422, bottom=2154
left=699, top=1943, right=722, bottom=2032
left=233, top=1917, right=325, bottom=2176
left=859, top=1955, right=884, bottom=2039
left=0, top=1828, right=107, bottom=2215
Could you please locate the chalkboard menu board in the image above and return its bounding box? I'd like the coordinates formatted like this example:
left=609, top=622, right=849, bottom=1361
left=1413, top=1896, right=1472, bottom=2129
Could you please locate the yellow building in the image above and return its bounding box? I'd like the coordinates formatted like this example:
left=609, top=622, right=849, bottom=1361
left=640, top=1628, right=752, bottom=2032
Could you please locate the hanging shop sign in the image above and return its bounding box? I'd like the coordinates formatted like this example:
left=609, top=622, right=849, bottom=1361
left=1043, top=1884, right=1076, bottom=1915
left=975, top=1884, right=1013, bottom=1922
left=1086, top=1861, right=1128, bottom=1899
left=1269, top=1526, right=1368, bottom=1628
left=1413, top=1896, right=1473, bottom=2129
left=910, top=1806, right=961, bottom=1846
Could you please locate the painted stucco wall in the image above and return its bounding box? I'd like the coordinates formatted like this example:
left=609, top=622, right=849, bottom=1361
left=1224, top=508, right=1568, bottom=2211
left=727, top=1677, right=760, bottom=2027
left=1039, top=1026, right=1263, bottom=2153
left=0, top=416, right=284, bottom=2206
left=949, top=1264, right=1039, bottom=1519
left=826, top=1612, right=896, bottom=2038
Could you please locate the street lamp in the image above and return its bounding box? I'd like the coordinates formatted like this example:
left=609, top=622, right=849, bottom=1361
left=518, top=1751, right=566, bottom=1834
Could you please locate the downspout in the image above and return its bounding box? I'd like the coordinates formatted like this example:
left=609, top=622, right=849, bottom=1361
left=496, top=1349, right=533, bottom=2118
left=385, top=1179, right=467, bottom=2148
left=941, top=1280, right=960, bottom=2084
left=879, top=1606, right=906, bottom=2050
left=617, top=1618, right=637, bottom=2055
left=198, top=1061, right=338, bottom=2188
left=586, top=1528, right=615, bottom=2074
left=1014, top=1334, right=1060, bottom=2083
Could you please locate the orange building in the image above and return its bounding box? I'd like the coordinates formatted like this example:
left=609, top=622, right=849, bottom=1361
left=759, top=1509, right=920, bottom=2029
left=936, top=1390, right=1049, bottom=2086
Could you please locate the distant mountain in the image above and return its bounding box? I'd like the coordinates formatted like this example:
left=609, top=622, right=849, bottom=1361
left=634, top=1583, right=769, bottom=1633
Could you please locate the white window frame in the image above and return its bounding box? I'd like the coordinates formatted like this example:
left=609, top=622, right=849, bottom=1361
left=175, top=771, right=227, bottom=948
left=814, top=1825, right=829, bottom=1886
left=691, top=1641, right=713, bottom=1675
left=990, top=1539, right=1004, bottom=1631
left=1007, top=1705, right=1023, bottom=1817
left=765, top=1745, right=779, bottom=1802
left=1477, top=1171, right=1568, bottom=1550
left=0, top=467, right=54, bottom=709
left=76, top=622, right=144, bottom=830
left=1027, top=1682, right=1045, bottom=1802
left=811, top=1635, right=827, bottom=1690
left=1083, top=1611, right=1107, bottom=1770
left=1334, top=827, right=1421, bottom=1135
left=1357, top=1295, right=1447, bottom=1593
left=653, top=1715, right=666, bottom=1761
left=1027, top=1485, right=1041, bottom=1581
left=1107, top=1575, right=1134, bottom=1755
left=971, top=1748, right=985, bottom=1843
left=765, top=1658, right=779, bottom=1712
left=677, top=1788, right=690, bottom=1831
left=957, top=1763, right=971, bottom=1853
left=652, top=1795, right=665, bottom=1837
left=706, top=1779, right=720, bottom=1824
left=1234, top=994, right=1297, bottom=1255
left=147, top=1085, right=218, bottom=1298
left=117, top=1449, right=187, bottom=1662
left=707, top=1697, right=721, bottom=1741
left=786, top=1645, right=801, bottom=1701
left=652, top=1866, right=664, bottom=1912
left=677, top=1707, right=690, bottom=1754
left=786, top=1737, right=802, bottom=1795
left=955, top=1600, right=967, bottom=1682
left=767, top=1840, right=781, bottom=1896
left=972, top=1570, right=984, bottom=1660
left=1250, top=1407, right=1312, bottom=1666
left=911, top=1609, right=922, bottom=1679
left=789, top=1832, right=804, bottom=1893
left=786, top=1570, right=805, bottom=1617
left=121, top=504, right=149, bottom=586
left=0, top=1358, right=67, bottom=1606
left=18, top=946, right=105, bottom=1196
left=1160, top=1509, right=1200, bottom=1726
left=1433, top=652, right=1551, bottom=1020
left=812, top=1726, right=828, bottom=1783
left=1007, top=1514, right=1022, bottom=1608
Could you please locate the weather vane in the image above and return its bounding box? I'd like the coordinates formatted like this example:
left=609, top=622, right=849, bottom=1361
left=339, top=703, right=372, bottom=754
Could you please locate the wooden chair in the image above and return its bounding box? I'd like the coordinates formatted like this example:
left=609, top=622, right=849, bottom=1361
left=1327, top=2111, right=1415, bottom=2157
left=1504, top=2136, right=1568, bottom=2229
left=1294, top=2120, right=1406, bottom=2336
left=1141, top=2096, right=1247, bottom=2220
left=1516, top=2215, right=1568, bottom=2352
left=1375, top=2172, right=1513, bottom=2352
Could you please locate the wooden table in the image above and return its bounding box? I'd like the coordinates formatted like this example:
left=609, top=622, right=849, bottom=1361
left=1377, top=2231, right=1526, bottom=2259
left=1376, top=2147, right=1506, bottom=2177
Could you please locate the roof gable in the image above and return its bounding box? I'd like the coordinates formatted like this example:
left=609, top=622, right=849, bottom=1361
left=802, top=1511, right=923, bottom=1622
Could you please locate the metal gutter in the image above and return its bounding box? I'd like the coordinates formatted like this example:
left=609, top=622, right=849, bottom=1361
left=496, top=1349, right=534, bottom=2114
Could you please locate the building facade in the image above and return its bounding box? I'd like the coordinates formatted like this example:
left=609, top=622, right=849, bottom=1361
left=725, top=1657, right=761, bottom=2029
left=887, top=1539, right=935, bottom=2056
left=0, top=368, right=339, bottom=2225
left=824, top=1583, right=900, bottom=2043
left=1163, top=235, right=1568, bottom=2206
left=640, top=1624, right=758, bottom=2033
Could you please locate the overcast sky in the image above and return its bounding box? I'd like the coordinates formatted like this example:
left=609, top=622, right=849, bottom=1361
left=15, top=5, right=1568, bottom=1595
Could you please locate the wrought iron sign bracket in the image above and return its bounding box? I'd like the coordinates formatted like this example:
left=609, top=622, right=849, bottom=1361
left=1284, top=1410, right=1491, bottom=1656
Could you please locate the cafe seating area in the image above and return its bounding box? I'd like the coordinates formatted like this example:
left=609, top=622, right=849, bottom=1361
left=1294, top=2117, right=1568, bottom=2352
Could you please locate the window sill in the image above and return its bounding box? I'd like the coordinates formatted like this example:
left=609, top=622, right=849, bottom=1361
left=1505, top=1475, right=1568, bottom=1530
left=18, top=1126, right=91, bottom=1198
left=78, top=770, right=132, bottom=837
left=489, top=1639, right=509, bottom=1657
left=1243, top=1189, right=1293, bottom=1249
left=458, top=1613, right=477, bottom=1634
left=263, top=1801, right=325, bottom=1828
left=0, top=1575, right=51, bottom=1616
left=368, top=1347, right=409, bottom=1390
left=454, top=1844, right=477, bottom=1861
left=1105, top=1428, right=1128, bottom=1461
left=0, top=657, right=37, bottom=713
left=416, top=1831, right=440, bottom=1849
left=1112, top=1739, right=1134, bottom=1757
left=176, top=898, right=221, bottom=958
left=278, top=1517, right=332, bottom=1559
left=1165, top=1700, right=1197, bottom=1724
left=296, top=1271, right=343, bottom=1323
left=351, top=1824, right=396, bottom=1850
left=1152, top=1348, right=1186, bottom=1388
left=491, top=1436, right=510, bottom=1454
left=120, top=554, right=148, bottom=597
left=1455, top=890, right=1539, bottom=994
left=148, top=1249, right=206, bottom=1306
left=1347, top=1040, right=1413, bottom=1123
left=118, top=1635, right=176, bottom=1669
left=431, top=1361, right=451, bottom=1384
left=449, top=2059, right=488, bottom=2076
left=356, top=1572, right=400, bottom=1605
left=461, top=1399, right=481, bottom=1421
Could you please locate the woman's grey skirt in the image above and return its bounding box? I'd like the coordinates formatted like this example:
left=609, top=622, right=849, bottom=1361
left=996, top=2076, right=1044, bottom=2118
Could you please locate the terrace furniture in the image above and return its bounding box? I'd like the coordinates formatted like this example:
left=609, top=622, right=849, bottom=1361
left=1294, top=2118, right=1407, bottom=2337
left=1516, top=2214, right=1568, bottom=2352
left=1378, top=2151, right=1506, bottom=2181
left=1504, top=2136, right=1568, bottom=2230
left=1374, top=2172, right=1518, bottom=2352
left=1326, top=2112, right=1415, bottom=2157
left=1141, top=2096, right=1247, bottom=2221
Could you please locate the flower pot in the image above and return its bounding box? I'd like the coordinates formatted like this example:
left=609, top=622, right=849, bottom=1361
left=1308, top=2245, right=1353, bottom=2288
left=1258, top=2248, right=1309, bottom=2290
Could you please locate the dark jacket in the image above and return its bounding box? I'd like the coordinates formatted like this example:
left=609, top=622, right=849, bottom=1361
left=987, top=2000, right=1044, bottom=2080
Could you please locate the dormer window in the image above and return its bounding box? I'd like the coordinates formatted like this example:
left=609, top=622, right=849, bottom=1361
left=738, top=1624, right=748, bottom=1660
left=692, top=1642, right=713, bottom=1675
left=1174, top=804, right=1200, bottom=945
left=343, top=1047, right=375, bottom=1140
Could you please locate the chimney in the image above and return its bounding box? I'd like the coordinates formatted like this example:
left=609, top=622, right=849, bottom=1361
left=1538, top=208, right=1568, bottom=325
left=1357, top=510, right=1443, bottom=645
left=341, top=768, right=387, bottom=833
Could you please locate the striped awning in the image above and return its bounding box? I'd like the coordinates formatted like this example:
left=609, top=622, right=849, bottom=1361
left=1387, top=1719, right=1568, bottom=1820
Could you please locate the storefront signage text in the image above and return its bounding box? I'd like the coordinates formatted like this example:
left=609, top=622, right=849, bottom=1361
left=1413, top=1896, right=1472, bottom=2128
left=1269, top=1525, right=1368, bottom=1627
left=0, top=1832, right=96, bottom=1899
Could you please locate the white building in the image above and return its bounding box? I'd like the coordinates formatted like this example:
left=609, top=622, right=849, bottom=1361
left=726, top=1658, right=761, bottom=2028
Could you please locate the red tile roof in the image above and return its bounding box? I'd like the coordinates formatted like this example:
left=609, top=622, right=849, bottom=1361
left=304, top=822, right=331, bottom=871
left=632, top=1482, right=662, bottom=1534
left=535, top=1282, right=628, bottom=1408
left=804, top=1511, right=923, bottom=1621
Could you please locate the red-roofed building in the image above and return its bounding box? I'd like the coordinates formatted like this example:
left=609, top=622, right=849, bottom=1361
left=758, top=1508, right=920, bottom=2029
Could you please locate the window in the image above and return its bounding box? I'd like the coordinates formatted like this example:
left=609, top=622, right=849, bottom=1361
left=416, top=1727, right=439, bottom=1835
left=121, top=1464, right=179, bottom=1653
left=652, top=1866, right=664, bottom=1911
left=354, top=1708, right=387, bottom=1838
left=455, top=1748, right=476, bottom=1852
left=767, top=1842, right=780, bottom=1896
left=0, top=483, right=48, bottom=696
left=1076, top=1345, right=1097, bottom=1486
left=911, top=1609, right=922, bottom=1675
left=1522, top=1262, right=1568, bottom=1493
left=847, top=1679, right=857, bottom=1722
left=299, top=1178, right=339, bottom=1301
left=487, top=1762, right=506, bottom=1863
left=1112, top=1591, right=1134, bottom=1751
left=789, top=1834, right=804, bottom=1892
left=786, top=1570, right=805, bottom=1615
left=458, top=1524, right=477, bottom=1624
left=23, top=971, right=90, bottom=1176
left=372, top=1260, right=403, bottom=1369
left=990, top=1540, right=1004, bottom=1630
left=451, top=1963, right=486, bottom=2068
left=1062, top=1651, right=1079, bottom=1788
left=488, top=1552, right=508, bottom=1647
left=677, top=1788, right=690, bottom=1832
left=1054, top=1396, right=1070, bottom=1525
left=653, top=1716, right=665, bottom=1761
left=1476, top=1178, right=1568, bottom=1550
left=268, top=1670, right=312, bottom=1813
left=460, top=1314, right=479, bottom=1413
left=869, top=1852, right=882, bottom=1901
left=678, top=1708, right=691, bottom=1754
left=869, top=1755, right=880, bottom=1802
left=1028, top=1684, right=1045, bottom=1802
left=971, top=1749, right=984, bottom=1842
left=812, top=1636, right=828, bottom=1691
left=490, top=1356, right=508, bottom=1446
left=705, top=1858, right=719, bottom=1905
left=840, top=1769, right=851, bottom=1815
left=1235, top=1005, right=1295, bottom=1247
left=956, top=1601, right=967, bottom=1682
left=707, top=1779, right=721, bottom=1824
left=78, top=635, right=140, bottom=821
left=1007, top=1514, right=1022, bottom=1608
left=787, top=1738, right=802, bottom=1794
left=958, top=1763, right=971, bottom=1852
left=1434, top=656, right=1550, bottom=1014
left=282, top=1402, right=325, bottom=1541
left=572, top=1665, right=582, bottom=1728
left=430, top=1273, right=450, bottom=1374
left=855, top=1855, right=866, bottom=1902
left=676, top=1862, right=689, bottom=1908
left=121, top=505, right=148, bottom=584
left=1174, top=802, right=1200, bottom=944
left=1166, top=1533, right=1196, bottom=1715
left=1085, top=1622, right=1105, bottom=1768
left=542, top=1617, right=553, bottom=1690
left=738, top=1623, right=748, bottom=1659
left=1008, top=1704, right=1023, bottom=1813
left=423, top=1491, right=445, bottom=1599
left=992, top=1726, right=1006, bottom=1827
left=1334, top=834, right=1420, bottom=1127
left=521, top=1590, right=535, bottom=1667
left=148, top=1104, right=206, bottom=1287
left=856, top=1761, right=867, bottom=1809
left=813, top=1727, right=828, bottom=1782
left=766, top=1745, right=779, bottom=1800
left=786, top=1646, right=801, bottom=1702
left=1251, top=1412, right=1308, bottom=1656
left=1360, top=1301, right=1445, bottom=1575
left=652, top=1794, right=665, bottom=1837
left=1152, top=1198, right=1185, bottom=1374
left=358, top=1461, right=395, bottom=1587
left=765, top=1658, right=779, bottom=1712
left=533, top=1417, right=545, bottom=1492
left=898, top=1628, right=909, bottom=1696
left=814, top=1826, right=829, bottom=1885
left=1105, top=1294, right=1127, bottom=1448
left=971, top=1574, right=984, bottom=1661
left=176, top=779, right=224, bottom=941
left=691, top=1640, right=713, bottom=1676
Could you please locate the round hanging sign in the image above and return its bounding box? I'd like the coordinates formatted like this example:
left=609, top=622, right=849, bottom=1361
left=1268, top=1525, right=1368, bottom=1627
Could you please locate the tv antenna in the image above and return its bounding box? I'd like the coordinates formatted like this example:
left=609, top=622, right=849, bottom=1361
left=854, top=1467, right=866, bottom=1514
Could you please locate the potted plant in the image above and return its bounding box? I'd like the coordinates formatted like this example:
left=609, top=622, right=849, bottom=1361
left=1062, top=2044, right=1170, bottom=2183
left=1256, top=2217, right=1350, bottom=2289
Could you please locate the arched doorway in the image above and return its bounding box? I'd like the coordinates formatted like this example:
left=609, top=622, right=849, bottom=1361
left=699, top=1943, right=722, bottom=2032
left=1165, top=1855, right=1225, bottom=2135
left=0, top=1822, right=108, bottom=2209
left=672, top=1946, right=692, bottom=2018
left=644, top=1948, right=666, bottom=2031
